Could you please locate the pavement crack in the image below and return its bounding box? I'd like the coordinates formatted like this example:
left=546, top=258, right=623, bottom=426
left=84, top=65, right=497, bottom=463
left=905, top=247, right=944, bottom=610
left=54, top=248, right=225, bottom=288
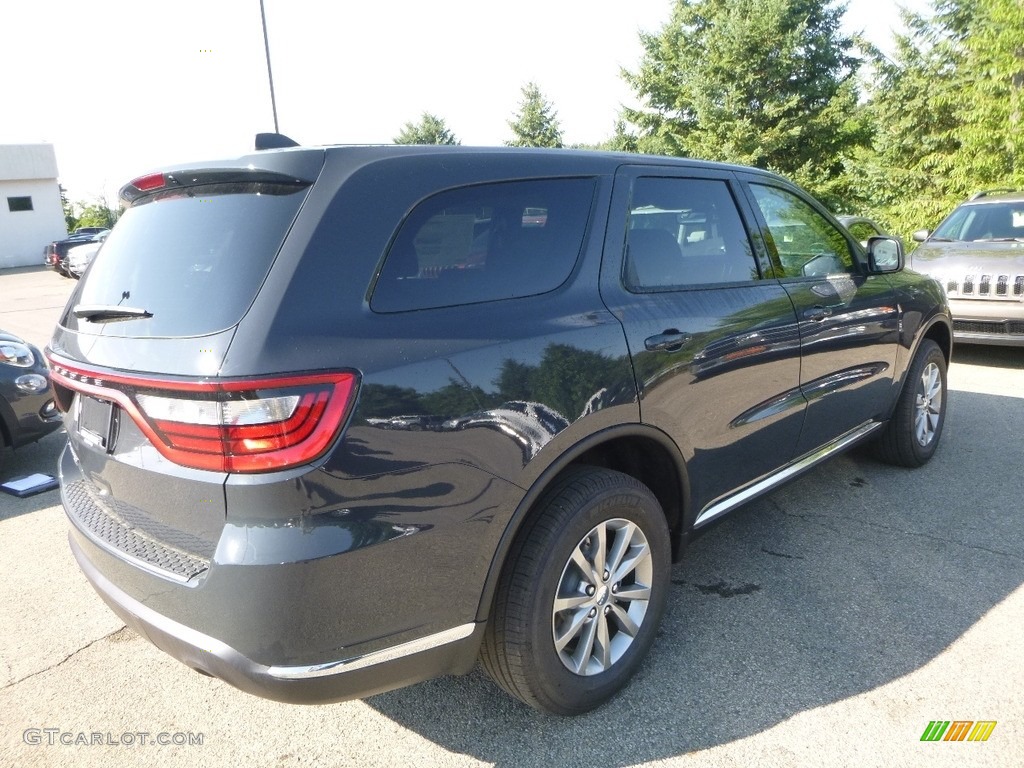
left=842, top=518, right=1024, bottom=561
left=766, top=498, right=1022, bottom=562
left=1, top=625, right=128, bottom=691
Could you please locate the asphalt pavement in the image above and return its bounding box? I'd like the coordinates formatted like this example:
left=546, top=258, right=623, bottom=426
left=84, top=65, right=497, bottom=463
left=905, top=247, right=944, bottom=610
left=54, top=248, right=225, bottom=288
left=1, top=267, right=1021, bottom=767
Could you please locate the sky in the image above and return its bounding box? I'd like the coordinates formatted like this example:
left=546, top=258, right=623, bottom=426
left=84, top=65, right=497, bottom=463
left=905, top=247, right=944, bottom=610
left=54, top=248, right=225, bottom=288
left=1, top=0, right=932, bottom=205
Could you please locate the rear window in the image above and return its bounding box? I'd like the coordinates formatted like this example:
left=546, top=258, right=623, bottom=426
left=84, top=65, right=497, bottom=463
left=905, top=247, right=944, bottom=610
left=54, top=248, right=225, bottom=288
left=70, top=182, right=309, bottom=337
left=371, top=178, right=596, bottom=312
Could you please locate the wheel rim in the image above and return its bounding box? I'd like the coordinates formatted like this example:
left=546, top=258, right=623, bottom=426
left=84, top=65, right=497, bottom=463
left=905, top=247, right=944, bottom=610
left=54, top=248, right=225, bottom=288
left=551, top=518, right=653, bottom=676
left=914, top=361, right=943, bottom=447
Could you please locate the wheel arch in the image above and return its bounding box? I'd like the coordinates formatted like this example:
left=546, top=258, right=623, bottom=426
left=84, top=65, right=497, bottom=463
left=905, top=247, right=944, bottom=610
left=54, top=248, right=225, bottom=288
left=475, top=423, right=689, bottom=622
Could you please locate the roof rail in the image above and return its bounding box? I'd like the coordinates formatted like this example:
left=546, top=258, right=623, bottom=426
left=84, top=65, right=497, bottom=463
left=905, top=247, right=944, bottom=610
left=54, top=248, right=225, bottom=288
left=255, top=133, right=300, bottom=150
left=969, top=188, right=1017, bottom=200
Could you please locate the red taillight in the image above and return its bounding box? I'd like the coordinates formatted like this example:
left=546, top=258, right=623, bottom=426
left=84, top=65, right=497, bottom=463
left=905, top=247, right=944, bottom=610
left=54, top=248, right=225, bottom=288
left=47, top=357, right=358, bottom=473
left=130, top=173, right=166, bottom=192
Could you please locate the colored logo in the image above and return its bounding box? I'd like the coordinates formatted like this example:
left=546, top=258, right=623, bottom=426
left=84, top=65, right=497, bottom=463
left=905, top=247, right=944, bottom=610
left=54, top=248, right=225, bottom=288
left=920, top=721, right=996, bottom=742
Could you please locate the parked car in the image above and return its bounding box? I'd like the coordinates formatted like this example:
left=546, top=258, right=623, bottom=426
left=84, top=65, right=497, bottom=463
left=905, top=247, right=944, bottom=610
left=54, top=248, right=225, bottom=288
left=47, top=142, right=952, bottom=715
left=0, top=330, right=62, bottom=474
left=66, top=231, right=109, bottom=278
left=45, top=230, right=110, bottom=277
left=911, top=190, right=1024, bottom=346
left=837, top=215, right=889, bottom=248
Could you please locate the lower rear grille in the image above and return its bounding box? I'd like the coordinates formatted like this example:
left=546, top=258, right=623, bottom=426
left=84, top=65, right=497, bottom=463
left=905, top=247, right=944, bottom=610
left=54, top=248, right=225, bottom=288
left=953, top=320, right=1024, bottom=336
left=64, top=480, right=213, bottom=583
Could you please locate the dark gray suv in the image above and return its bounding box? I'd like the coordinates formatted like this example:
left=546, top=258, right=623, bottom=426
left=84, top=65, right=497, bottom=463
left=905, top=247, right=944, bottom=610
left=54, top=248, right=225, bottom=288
left=48, top=144, right=952, bottom=715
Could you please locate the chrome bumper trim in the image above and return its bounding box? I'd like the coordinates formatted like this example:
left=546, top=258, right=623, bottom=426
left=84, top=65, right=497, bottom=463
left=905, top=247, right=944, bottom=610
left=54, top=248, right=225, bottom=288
left=268, top=624, right=477, bottom=679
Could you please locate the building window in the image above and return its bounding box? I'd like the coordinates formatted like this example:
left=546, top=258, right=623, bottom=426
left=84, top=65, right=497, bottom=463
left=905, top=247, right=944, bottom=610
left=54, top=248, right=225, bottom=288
left=7, top=196, right=34, bottom=212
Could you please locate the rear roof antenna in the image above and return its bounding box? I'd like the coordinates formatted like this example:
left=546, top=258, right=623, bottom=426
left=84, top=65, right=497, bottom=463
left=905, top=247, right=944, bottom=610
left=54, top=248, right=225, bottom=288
left=255, top=133, right=300, bottom=150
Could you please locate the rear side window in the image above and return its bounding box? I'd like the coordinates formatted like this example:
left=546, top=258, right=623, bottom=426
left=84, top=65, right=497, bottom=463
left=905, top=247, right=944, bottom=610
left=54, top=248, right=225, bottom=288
left=71, top=182, right=309, bottom=337
left=371, top=178, right=595, bottom=312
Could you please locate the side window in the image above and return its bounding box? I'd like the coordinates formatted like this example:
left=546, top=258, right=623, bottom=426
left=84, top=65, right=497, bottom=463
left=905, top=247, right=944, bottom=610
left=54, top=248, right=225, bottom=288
left=624, top=177, right=759, bottom=291
left=845, top=221, right=879, bottom=243
left=371, top=178, right=595, bottom=312
left=750, top=184, right=855, bottom=278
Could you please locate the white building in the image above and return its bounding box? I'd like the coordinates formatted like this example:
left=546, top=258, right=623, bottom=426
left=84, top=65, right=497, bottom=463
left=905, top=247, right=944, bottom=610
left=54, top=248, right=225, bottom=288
left=0, top=144, right=67, bottom=269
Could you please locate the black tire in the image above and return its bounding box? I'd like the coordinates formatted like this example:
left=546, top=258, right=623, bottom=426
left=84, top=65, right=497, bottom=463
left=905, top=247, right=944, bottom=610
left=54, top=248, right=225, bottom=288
left=872, top=339, right=947, bottom=467
left=480, top=466, right=671, bottom=715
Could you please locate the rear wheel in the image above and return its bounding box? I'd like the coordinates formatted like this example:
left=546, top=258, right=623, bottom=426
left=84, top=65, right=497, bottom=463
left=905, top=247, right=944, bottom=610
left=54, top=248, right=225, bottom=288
left=481, top=467, right=670, bottom=715
left=872, top=339, right=947, bottom=467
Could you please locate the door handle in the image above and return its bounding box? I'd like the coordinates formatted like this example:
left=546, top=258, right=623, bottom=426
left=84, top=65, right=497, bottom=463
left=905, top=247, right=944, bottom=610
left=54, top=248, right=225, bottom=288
left=803, top=306, right=833, bottom=322
left=645, top=330, right=691, bottom=352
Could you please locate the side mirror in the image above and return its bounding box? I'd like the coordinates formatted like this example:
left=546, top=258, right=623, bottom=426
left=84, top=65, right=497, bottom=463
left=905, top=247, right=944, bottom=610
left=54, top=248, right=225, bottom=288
left=867, top=236, right=903, bottom=273
left=912, top=229, right=930, bottom=243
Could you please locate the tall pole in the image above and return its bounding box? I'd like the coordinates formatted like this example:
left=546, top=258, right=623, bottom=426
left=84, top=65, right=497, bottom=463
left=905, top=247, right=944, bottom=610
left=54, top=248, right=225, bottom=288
left=259, top=0, right=280, bottom=133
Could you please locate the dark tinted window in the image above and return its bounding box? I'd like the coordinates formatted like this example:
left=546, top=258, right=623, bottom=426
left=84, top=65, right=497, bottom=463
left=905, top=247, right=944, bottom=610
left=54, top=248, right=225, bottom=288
left=71, top=183, right=309, bottom=337
left=750, top=184, right=855, bottom=278
left=7, top=196, right=33, bottom=212
left=624, top=178, right=758, bottom=290
left=371, top=178, right=595, bottom=312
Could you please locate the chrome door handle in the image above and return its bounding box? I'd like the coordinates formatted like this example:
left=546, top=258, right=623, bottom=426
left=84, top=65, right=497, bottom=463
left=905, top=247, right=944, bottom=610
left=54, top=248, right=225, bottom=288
left=644, top=331, right=691, bottom=352
left=803, top=306, right=833, bottom=322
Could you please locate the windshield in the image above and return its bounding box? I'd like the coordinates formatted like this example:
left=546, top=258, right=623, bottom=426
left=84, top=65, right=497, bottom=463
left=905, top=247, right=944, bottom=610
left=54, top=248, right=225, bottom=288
left=67, top=182, right=309, bottom=337
left=933, top=201, right=1024, bottom=241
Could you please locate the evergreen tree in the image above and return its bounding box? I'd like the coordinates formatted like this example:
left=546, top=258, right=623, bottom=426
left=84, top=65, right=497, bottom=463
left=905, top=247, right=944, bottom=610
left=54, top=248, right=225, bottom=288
left=507, top=83, right=564, bottom=148
left=622, top=0, right=865, bottom=206
left=394, top=113, right=460, bottom=145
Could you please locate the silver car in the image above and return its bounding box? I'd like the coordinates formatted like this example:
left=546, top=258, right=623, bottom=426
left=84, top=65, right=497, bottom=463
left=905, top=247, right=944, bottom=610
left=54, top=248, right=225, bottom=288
left=911, top=190, right=1024, bottom=347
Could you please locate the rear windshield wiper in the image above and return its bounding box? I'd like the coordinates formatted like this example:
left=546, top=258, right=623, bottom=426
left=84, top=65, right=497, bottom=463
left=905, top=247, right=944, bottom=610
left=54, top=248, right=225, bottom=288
left=73, top=304, right=153, bottom=323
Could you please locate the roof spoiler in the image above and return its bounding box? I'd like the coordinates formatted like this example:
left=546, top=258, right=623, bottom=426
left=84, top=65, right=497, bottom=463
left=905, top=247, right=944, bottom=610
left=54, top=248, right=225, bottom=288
left=255, top=132, right=300, bottom=151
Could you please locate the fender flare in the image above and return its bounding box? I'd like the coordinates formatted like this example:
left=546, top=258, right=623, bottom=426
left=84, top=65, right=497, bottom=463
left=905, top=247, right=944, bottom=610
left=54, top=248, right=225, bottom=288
left=474, top=422, right=689, bottom=622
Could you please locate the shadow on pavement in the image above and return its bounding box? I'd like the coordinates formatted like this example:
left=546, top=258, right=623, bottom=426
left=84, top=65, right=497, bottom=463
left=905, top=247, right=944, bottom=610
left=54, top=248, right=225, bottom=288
left=365, top=388, right=1023, bottom=766
left=953, top=343, right=1023, bottom=370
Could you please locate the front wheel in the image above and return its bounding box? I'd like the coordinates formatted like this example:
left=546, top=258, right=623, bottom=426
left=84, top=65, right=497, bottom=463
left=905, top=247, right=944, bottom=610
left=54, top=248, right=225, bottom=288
left=480, top=467, right=670, bottom=715
left=872, top=339, right=947, bottom=467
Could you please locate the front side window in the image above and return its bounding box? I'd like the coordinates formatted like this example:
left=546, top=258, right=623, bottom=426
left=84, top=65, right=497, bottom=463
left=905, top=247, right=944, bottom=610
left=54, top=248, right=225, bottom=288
left=371, top=178, right=596, bottom=312
left=750, top=185, right=855, bottom=278
left=624, top=177, right=758, bottom=291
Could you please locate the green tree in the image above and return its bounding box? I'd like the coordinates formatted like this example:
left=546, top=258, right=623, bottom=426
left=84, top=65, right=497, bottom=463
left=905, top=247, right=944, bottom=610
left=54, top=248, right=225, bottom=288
left=852, top=0, right=1024, bottom=238
left=74, top=196, right=122, bottom=229
left=393, top=113, right=460, bottom=145
left=954, top=0, right=1024, bottom=190
left=59, top=185, right=77, bottom=231
left=622, top=0, right=865, bottom=206
left=506, top=82, right=564, bottom=148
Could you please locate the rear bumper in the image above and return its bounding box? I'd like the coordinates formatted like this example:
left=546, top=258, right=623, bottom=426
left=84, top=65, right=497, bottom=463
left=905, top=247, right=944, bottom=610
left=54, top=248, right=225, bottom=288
left=69, top=532, right=484, bottom=704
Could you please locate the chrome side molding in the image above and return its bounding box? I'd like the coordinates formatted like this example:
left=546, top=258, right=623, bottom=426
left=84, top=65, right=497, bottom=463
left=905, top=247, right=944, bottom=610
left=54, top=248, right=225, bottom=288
left=694, top=421, right=883, bottom=528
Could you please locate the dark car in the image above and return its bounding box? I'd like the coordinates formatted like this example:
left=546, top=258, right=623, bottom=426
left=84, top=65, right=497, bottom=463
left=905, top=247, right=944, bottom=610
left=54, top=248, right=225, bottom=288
left=47, top=143, right=952, bottom=715
left=44, top=230, right=110, bottom=277
left=0, top=331, right=62, bottom=473
left=837, top=215, right=889, bottom=248
left=911, top=190, right=1024, bottom=346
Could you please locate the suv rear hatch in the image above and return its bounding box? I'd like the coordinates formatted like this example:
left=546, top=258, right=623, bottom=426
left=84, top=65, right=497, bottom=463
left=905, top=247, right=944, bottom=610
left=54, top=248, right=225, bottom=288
left=48, top=149, right=330, bottom=583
